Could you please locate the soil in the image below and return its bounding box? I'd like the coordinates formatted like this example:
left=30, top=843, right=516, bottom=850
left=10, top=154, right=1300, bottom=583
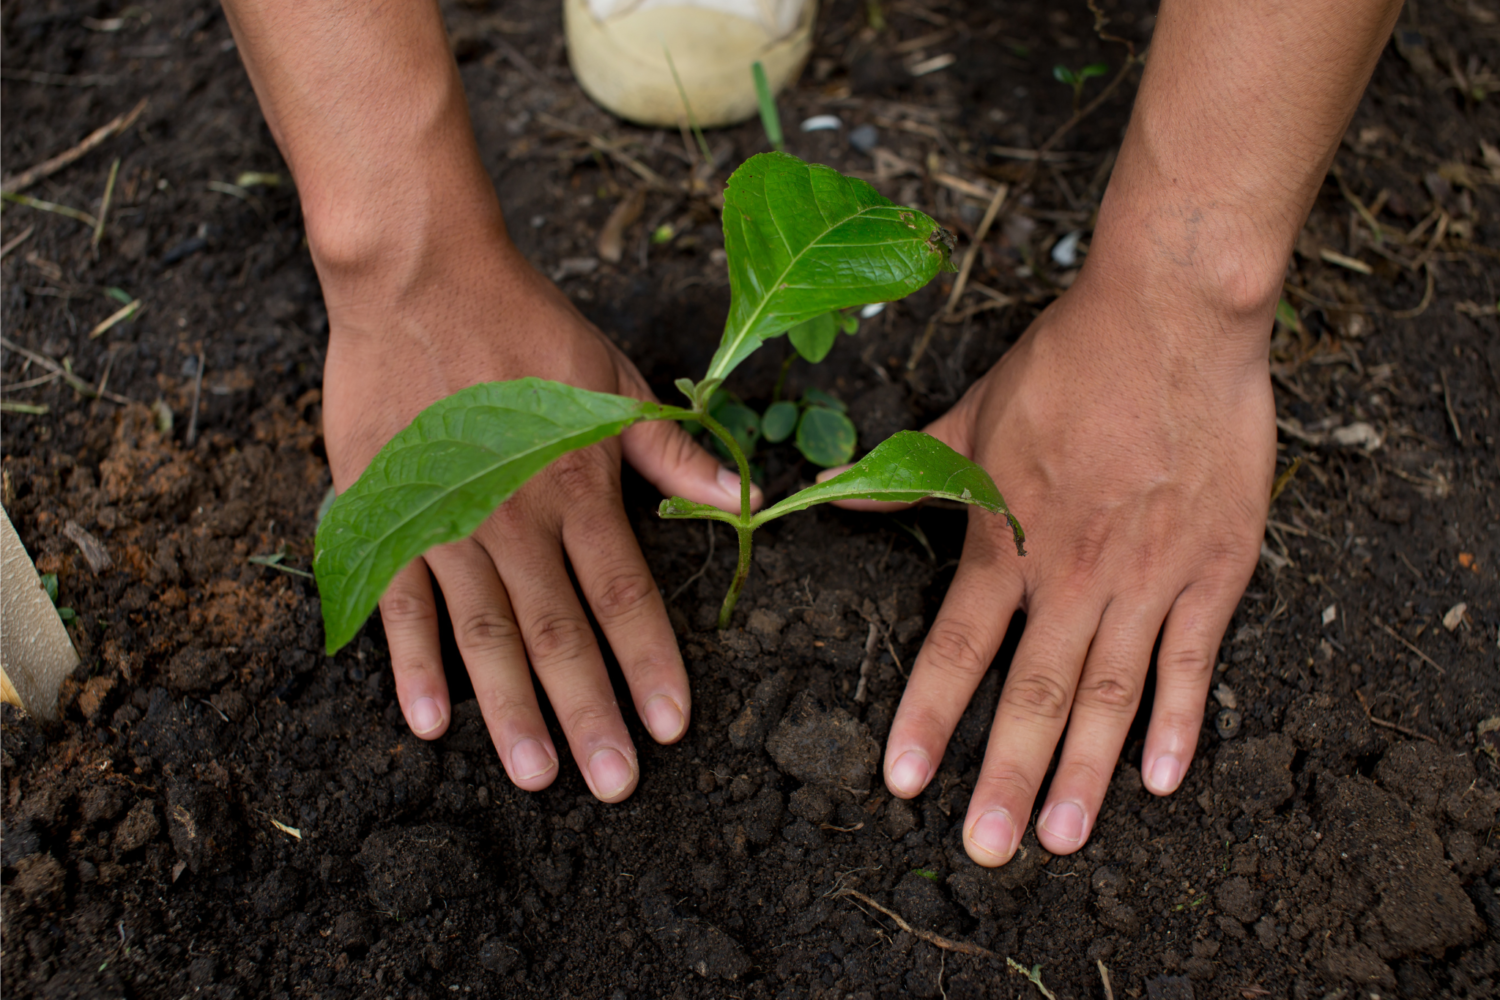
left=3, top=0, right=1499, bottom=997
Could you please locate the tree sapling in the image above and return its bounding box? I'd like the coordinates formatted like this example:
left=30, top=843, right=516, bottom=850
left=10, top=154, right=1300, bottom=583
left=314, top=152, right=1026, bottom=651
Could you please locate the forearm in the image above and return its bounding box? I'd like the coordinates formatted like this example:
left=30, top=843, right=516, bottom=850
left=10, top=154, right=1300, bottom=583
left=221, top=0, right=504, bottom=280
left=1087, top=0, right=1402, bottom=355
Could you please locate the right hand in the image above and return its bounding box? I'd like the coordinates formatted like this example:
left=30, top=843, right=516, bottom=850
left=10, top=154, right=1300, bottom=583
left=321, top=233, right=759, bottom=803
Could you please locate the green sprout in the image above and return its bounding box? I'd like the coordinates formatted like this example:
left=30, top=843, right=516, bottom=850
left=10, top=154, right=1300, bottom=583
left=312, top=153, right=1025, bottom=647
left=751, top=61, right=784, bottom=152
left=1053, top=61, right=1109, bottom=113
left=911, top=868, right=939, bottom=881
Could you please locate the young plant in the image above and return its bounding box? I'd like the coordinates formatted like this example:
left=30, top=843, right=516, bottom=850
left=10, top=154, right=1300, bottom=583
left=314, top=152, right=1026, bottom=651
left=1053, top=61, right=1108, bottom=113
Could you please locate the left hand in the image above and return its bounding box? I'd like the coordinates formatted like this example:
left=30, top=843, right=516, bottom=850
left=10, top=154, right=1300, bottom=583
left=870, top=266, right=1275, bottom=864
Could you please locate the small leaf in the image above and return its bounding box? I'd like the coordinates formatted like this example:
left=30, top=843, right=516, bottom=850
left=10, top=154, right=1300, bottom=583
left=796, top=407, right=857, bottom=467
left=710, top=401, right=761, bottom=458
left=674, top=377, right=698, bottom=403
left=104, top=286, right=133, bottom=305
left=839, top=311, right=860, bottom=334
left=762, top=400, right=799, bottom=443
left=1080, top=62, right=1109, bottom=78
left=707, top=152, right=956, bottom=383
left=1053, top=64, right=1076, bottom=85
left=40, top=572, right=59, bottom=605
left=756, top=430, right=1025, bottom=558
left=802, top=387, right=848, bottom=412
left=58, top=607, right=76, bottom=622
left=1275, top=297, right=1305, bottom=335
left=314, top=378, right=689, bottom=654
left=912, top=868, right=939, bottom=881
left=788, top=312, right=841, bottom=363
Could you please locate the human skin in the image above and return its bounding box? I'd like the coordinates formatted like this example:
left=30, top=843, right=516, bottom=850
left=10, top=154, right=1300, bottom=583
left=222, top=0, right=1403, bottom=846
left=848, top=0, right=1404, bottom=864
left=222, top=0, right=761, bottom=804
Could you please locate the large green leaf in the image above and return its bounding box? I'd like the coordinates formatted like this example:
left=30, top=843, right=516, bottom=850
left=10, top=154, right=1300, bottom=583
left=753, top=430, right=1027, bottom=554
left=314, top=379, right=688, bottom=654
left=705, top=152, right=955, bottom=385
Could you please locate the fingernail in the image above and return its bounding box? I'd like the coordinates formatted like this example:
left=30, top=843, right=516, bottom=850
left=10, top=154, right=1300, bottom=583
left=968, top=809, right=1018, bottom=864
left=643, top=695, right=686, bottom=743
left=1147, top=754, right=1182, bottom=794
left=409, top=697, right=444, bottom=736
left=1040, top=801, right=1087, bottom=844
left=716, top=466, right=742, bottom=503
left=588, top=747, right=635, bottom=800
left=510, top=738, right=556, bottom=782
left=888, top=750, right=931, bottom=797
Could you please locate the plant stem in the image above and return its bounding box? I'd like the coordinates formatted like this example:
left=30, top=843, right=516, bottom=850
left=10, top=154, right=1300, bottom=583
left=694, top=409, right=755, bottom=628
left=770, top=351, right=795, bottom=403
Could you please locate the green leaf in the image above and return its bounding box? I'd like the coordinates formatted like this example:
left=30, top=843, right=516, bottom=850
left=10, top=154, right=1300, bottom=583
left=802, top=387, right=847, bottom=412
left=788, top=312, right=840, bottom=363
left=912, top=868, right=940, bottom=881
left=710, top=400, right=760, bottom=458
left=1080, top=62, right=1109, bottom=79
left=1053, top=64, right=1077, bottom=85
left=58, top=607, right=76, bottom=622
left=762, top=400, right=799, bottom=443
left=839, top=312, right=860, bottom=334
left=751, top=60, right=784, bottom=151
left=796, top=407, right=857, bottom=467
left=40, top=572, right=59, bottom=605
left=756, top=430, right=1026, bottom=557
left=314, top=378, right=689, bottom=654
left=706, top=152, right=956, bottom=383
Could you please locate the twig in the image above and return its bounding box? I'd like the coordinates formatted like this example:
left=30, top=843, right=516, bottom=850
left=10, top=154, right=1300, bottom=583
left=1439, top=369, right=1463, bottom=446
left=0, top=336, right=132, bottom=404
left=855, top=621, right=881, bottom=703
left=669, top=522, right=716, bottom=603
left=0, top=224, right=35, bottom=259
left=92, top=158, right=121, bottom=252
left=1388, top=262, right=1435, bottom=319
left=1, top=98, right=147, bottom=194
left=833, top=888, right=995, bottom=958
left=1006, top=957, right=1060, bottom=1000
left=491, top=35, right=548, bottom=86
left=1377, top=621, right=1446, bottom=675
left=1098, top=960, right=1115, bottom=1000
left=1356, top=690, right=1437, bottom=744
left=89, top=299, right=142, bottom=340
left=938, top=182, right=1010, bottom=320
left=186, top=349, right=205, bottom=446
left=1, top=192, right=98, bottom=228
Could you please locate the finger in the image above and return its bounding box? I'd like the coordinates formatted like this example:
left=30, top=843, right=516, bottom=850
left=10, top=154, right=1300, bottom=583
left=1034, top=596, right=1171, bottom=855
left=423, top=541, right=559, bottom=792
left=884, top=517, right=1025, bottom=800
left=613, top=359, right=763, bottom=514
left=562, top=492, right=691, bottom=746
left=1141, top=577, right=1240, bottom=796
left=379, top=558, right=450, bottom=740
left=963, top=598, right=1100, bottom=867
left=484, top=516, right=640, bottom=804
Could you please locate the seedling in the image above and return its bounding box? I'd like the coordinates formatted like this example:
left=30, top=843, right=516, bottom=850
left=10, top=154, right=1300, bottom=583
left=1053, top=61, right=1108, bottom=113
left=313, top=153, right=1025, bottom=652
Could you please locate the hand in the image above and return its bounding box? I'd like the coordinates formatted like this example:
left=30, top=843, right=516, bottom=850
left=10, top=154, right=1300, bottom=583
left=321, top=236, right=758, bottom=803
left=879, top=269, right=1275, bottom=864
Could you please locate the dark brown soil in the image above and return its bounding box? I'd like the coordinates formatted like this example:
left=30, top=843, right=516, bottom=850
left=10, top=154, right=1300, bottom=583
left=4, top=0, right=1499, bottom=997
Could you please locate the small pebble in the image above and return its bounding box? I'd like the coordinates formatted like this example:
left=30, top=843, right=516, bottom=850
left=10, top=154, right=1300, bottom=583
left=848, top=124, right=879, bottom=152
left=1215, top=708, right=1242, bottom=740
left=1051, top=230, right=1082, bottom=267
left=801, top=114, right=842, bottom=132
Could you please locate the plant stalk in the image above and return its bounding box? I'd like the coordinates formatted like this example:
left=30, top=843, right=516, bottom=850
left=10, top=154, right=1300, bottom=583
left=694, top=410, right=756, bottom=628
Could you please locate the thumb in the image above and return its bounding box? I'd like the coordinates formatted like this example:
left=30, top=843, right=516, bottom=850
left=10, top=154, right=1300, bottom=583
left=621, top=418, right=763, bottom=515
left=822, top=390, right=980, bottom=512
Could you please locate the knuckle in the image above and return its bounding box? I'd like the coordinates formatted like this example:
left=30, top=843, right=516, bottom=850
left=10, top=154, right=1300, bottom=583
left=975, top=762, right=1033, bottom=804
left=525, top=611, right=594, bottom=663
left=1158, top=642, right=1215, bottom=683
left=559, top=701, right=618, bottom=739
left=455, top=610, right=522, bottom=653
left=1078, top=668, right=1139, bottom=712
left=549, top=450, right=613, bottom=496
left=380, top=590, right=437, bottom=628
left=922, top=620, right=992, bottom=678
left=1004, top=669, right=1073, bottom=721
left=590, top=569, right=656, bottom=622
